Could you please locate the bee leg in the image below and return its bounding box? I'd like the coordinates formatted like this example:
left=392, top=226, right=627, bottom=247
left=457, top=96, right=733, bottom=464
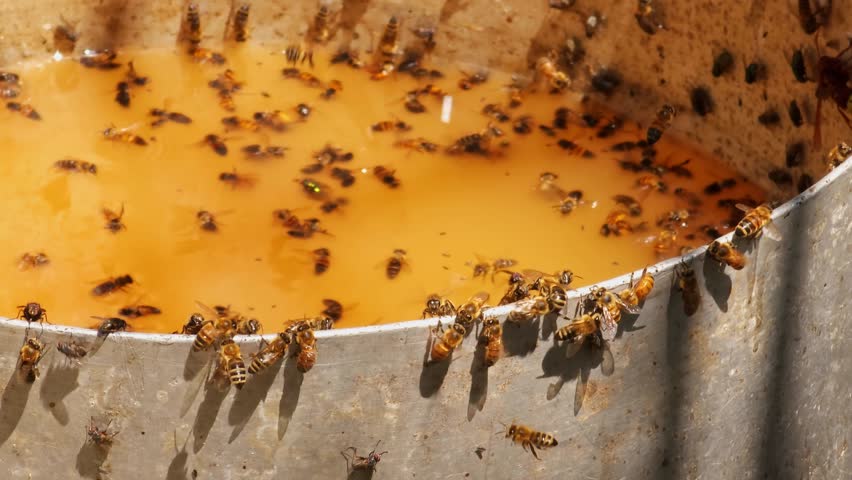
left=529, top=443, right=540, bottom=460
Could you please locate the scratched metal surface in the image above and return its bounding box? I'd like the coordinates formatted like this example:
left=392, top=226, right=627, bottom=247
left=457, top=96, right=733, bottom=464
left=1, top=0, right=851, bottom=479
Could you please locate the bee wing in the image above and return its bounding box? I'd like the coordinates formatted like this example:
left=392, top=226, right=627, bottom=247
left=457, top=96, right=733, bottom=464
left=599, top=309, right=618, bottom=342
left=762, top=221, right=783, bottom=241
left=614, top=294, right=642, bottom=315
left=573, top=369, right=587, bottom=416
left=735, top=203, right=755, bottom=213
left=600, top=341, right=614, bottom=376
left=564, top=339, right=583, bottom=359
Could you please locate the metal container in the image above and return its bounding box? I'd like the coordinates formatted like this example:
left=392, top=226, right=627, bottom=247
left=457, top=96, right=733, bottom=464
left=1, top=1, right=850, bottom=478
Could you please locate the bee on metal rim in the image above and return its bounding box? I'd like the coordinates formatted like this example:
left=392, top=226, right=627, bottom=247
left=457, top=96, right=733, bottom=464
left=503, top=422, right=558, bottom=459
left=428, top=321, right=466, bottom=363
left=57, top=339, right=88, bottom=364
left=341, top=441, right=388, bottom=473
left=506, top=295, right=549, bottom=323
left=225, top=3, right=250, bottom=42
left=102, top=204, right=126, bottom=233
left=17, top=302, right=48, bottom=325
left=619, top=267, right=655, bottom=307
left=86, top=417, right=118, bottom=447
left=422, top=294, right=456, bottom=319
left=295, top=324, right=318, bottom=372
left=93, top=316, right=129, bottom=338
left=455, top=291, right=490, bottom=328
left=480, top=317, right=503, bottom=367
left=191, top=315, right=234, bottom=352
left=54, top=158, right=97, bottom=174
left=179, top=313, right=206, bottom=335
left=675, top=260, right=700, bottom=316
left=248, top=333, right=289, bottom=375
left=217, top=339, right=247, bottom=389
left=734, top=203, right=781, bottom=240
left=707, top=240, right=746, bottom=270
left=826, top=142, right=852, bottom=171
left=18, top=335, right=47, bottom=382
left=18, top=252, right=50, bottom=271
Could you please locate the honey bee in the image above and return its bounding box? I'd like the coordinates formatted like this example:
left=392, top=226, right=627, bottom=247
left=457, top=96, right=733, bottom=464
left=217, top=339, right=247, bottom=389
left=499, top=279, right=532, bottom=306
left=635, top=0, right=665, bottom=34
left=6, top=101, right=41, bottom=120
left=209, top=69, right=243, bottom=93
left=422, top=294, right=456, bottom=318
left=394, top=138, right=440, bottom=153
left=330, top=167, right=356, bottom=187
left=57, top=339, right=88, bottom=364
left=94, top=317, right=128, bottom=337
left=80, top=49, right=121, bottom=69
left=657, top=209, right=691, bottom=229
left=53, top=16, right=78, bottom=55
left=287, top=218, right=330, bottom=238
left=312, top=247, right=331, bottom=275
left=284, top=44, right=312, bottom=67
left=553, top=190, right=584, bottom=215
left=734, top=203, right=780, bottom=240
left=295, top=325, right=318, bottom=373
left=504, top=423, right=558, bottom=459
left=17, top=252, right=50, bottom=271
left=203, top=134, right=228, bottom=156
left=404, top=94, right=426, bottom=114
left=480, top=318, right=503, bottom=367
left=180, top=2, right=202, bottom=46
left=253, top=110, right=290, bottom=131
left=226, top=3, right=250, bottom=42
left=179, top=313, right=205, bottom=335
left=707, top=240, right=746, bottom=270
left=826, top=142, right=851, bottom=170
left=377, top=16, right=400, bottom=59
left=619, top=267, right=655, bottom=307
left=535, top=55, right=571, bottom=93
left=218, top=169, right=256, bottom=189
left=600, top=209, right=635, bottom=236
left=221, top=115, right=259, bottom=132
left=91, top=274, right=134, bottom=296
left=675, top=260, right=700, bottom=316
left=342, top=442, right=389, bottom=473
left=652, top=229, right=678, bottom=256
left=554, top=312, right=601, bottom=343
left=297, top=177, right=331, bottom=200
left=53, top=158, right=97, bottom=175
left=18, top=336, right=46, bottom=382
left=446, top=129, right=497, bottom=156
left=636, top=174, right=668, bottom=192
left=429, top=321, right=466, bottom=363
left=309, top=5, right=332, bottom=43
left=646, top=104, right=676, bottom=145
left=242, top=144, right=287, bottom=160
left=373, top=165, right=400, bottom=188
left=1, top=71, right=20, bottom=98
left=86, top=417, right=118, bottom=447
left=320, top=197, right=348, bottom=213
left=149, top=108, right=192, bottom=127
left=102, top=204, right=126, bottom=233
left=17, top=302, right=47, bottom=324
left=369, top=61, right=396, bottom=81
left=512, top=115, right=533, bottom=134
left=196, top=210, right=220, bottom=232
left=613, top=194, right=642, bottom=216
left=371, top=119, right=411, bottom=132
left=192, top=315, right=234, bottom=351
left=386, top=248, right=408, bottom=279
left=590, top=287, right=640, bottom=341
left=247, top=334, right=289, bottom=375
left=118, top=304, right=161, bottom=319
left=455, top=291, right=490, bottom=328
left=507, top=295, right=550, bottom=323
left=319, top=299, right=343, bottom=323
left=103, top=126, right=147, bottom=146
left=189, top=46, right=227, bottom=65
left=459, top=70, right=489, bottom=90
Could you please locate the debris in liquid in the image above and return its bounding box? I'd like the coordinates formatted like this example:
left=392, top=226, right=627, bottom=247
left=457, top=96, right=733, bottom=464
left=0, top=47, right=765, bottom=333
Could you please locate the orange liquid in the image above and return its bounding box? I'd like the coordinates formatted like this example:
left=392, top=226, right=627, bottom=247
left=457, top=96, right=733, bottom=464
left=0, top=46, right=764, bottom=333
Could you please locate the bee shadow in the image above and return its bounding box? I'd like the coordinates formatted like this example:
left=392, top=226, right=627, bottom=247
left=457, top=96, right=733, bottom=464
left=277, top=354, right=304, bottom=440
left=0, top=368, right=33, bottom=447
left=165, top=447, right=190, bottom=480
left=40, top=361, right=80, bottom=426
left=616, top=312, right=645, bottom=337
left=539, top=341, right=600, bottom=409
left=702, top=256, right=732, bottom=312
left=183, top=348, right=209, bottom=381
left=340, top=0, right=371, bottom=36
left=75, top=441, right=111, bottom=479
left=348, top=468, right=375, bottom=480
left=467, top=339, right=489, bottom=421
left=191, top=382, right=228, bottom=453
left=228, top=357, right=284, bottom=443
left=501, top=317, right=540, bottom=357
left=419, top=357, right=452, bottom=398
left=540, top=312, right=559, bottom=340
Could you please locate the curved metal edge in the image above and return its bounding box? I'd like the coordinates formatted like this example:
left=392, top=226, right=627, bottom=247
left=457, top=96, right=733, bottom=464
left=1, top=156, right=849, bottom=343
